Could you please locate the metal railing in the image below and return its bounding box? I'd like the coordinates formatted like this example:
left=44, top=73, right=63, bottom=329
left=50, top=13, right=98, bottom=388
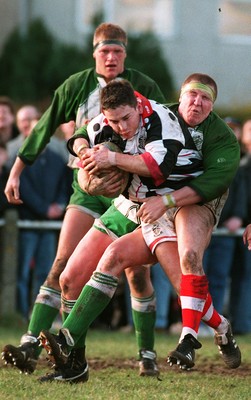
left=0, top=218, right=62, bottom=229
left=0, top=216, right=246, bottom=236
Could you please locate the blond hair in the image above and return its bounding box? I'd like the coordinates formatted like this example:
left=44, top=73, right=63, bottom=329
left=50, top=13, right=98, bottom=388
left=93, top=23, right=127, bottom=47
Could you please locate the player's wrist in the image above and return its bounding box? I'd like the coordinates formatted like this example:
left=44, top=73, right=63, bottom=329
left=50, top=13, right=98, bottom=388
left=107, top=151, right=116, bottom=166
left=162, top=193, right=176, bottom=209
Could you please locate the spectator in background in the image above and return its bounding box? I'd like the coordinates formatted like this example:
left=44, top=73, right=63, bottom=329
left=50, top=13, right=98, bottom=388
left=229, top=118, right=251, bottom=334
left=0, top=96, right=19, bottom=145
left=0, top=97, right=19, bottom=276
left=16, top=118, right=72, bottom=320
left=224, top=117, right=242, bottom=142
left=0, top=143, right=9, bottom=216
left=5, top=105, right=73, bottom=209
left=0, top=143, right=10, bottom=283
left=203, top=117, right=246, bottom=322
left=240, top=119, right=251, bottom=157
left=6, top=105, right=73, bottom=170
left=5, top=105, right=41, bottom=170
left=224, top=116, right=245, bottom=158
left=151, top=263, right=173, bottom=331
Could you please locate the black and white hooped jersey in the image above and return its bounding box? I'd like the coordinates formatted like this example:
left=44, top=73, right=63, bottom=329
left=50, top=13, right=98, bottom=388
left=85, top=95, right=204, bottom=200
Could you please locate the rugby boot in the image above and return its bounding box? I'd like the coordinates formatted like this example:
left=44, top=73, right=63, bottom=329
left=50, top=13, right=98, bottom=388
left=167, top=333, right=202, bottom=370
left=39, top=328, right=74, bottom=369
left=138, top=349, right=160, bottom=377
left=39, top=347, right=89, bottom=383
left=214, top=320, right=241, bottom=369
left=2, top=334, right=38, bottom=374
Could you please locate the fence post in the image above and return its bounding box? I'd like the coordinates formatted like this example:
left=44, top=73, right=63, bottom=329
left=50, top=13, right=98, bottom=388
left=0, top=208, right=18, bottom=317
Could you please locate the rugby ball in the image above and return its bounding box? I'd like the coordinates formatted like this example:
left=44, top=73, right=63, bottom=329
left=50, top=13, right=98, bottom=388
left=78, top=141, right=129, bottom=198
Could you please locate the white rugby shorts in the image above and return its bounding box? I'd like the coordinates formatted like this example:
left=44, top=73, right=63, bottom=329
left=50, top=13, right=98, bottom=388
left=141, top=191, right=228, bottom=253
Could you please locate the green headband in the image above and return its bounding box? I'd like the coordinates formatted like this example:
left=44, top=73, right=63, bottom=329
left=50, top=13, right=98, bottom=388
left=181, top=82, right=216, bottom=102
left=93, top=39, right=126, bottom=51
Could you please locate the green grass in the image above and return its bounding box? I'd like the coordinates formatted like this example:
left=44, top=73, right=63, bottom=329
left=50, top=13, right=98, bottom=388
left=0, top=322, right=251, bottom=400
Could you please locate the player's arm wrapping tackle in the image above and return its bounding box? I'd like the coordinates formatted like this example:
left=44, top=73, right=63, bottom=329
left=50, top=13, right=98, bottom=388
left=67, top=125, right=127, bottom=197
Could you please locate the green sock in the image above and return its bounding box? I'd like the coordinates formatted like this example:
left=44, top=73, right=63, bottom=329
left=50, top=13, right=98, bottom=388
left=28, top=285, right=61, bottom=336
left=62, top=311, right=69, bottom=322
left=28, top=303, right=59, bottom=336
left=27, top=302, right=60, bottom=357
left=132, top=309, right=156, bottom=351
left=61, top=301, right=86, bottom=347
left=61, top=299, right=86, bottom=348
left=63, top=272, right=118, bottom=346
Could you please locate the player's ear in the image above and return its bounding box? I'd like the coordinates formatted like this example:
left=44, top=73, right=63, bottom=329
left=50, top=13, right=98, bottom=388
left=136, top=98, right=144, bottom=113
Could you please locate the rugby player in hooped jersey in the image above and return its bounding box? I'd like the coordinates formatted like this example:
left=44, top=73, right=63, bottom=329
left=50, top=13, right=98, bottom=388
left=39, top=75, right=241, bottom=382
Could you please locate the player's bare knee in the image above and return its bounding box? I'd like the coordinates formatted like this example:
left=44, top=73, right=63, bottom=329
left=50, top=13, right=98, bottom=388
left=46, top=257, right=68, bottom=284
left=181, top=249, right=202, bottom=274
left=59, top=272, right=71, bottom=294
left=98, top=244, right=127, bottom=275
left=44, top=268, right=62, bottom=289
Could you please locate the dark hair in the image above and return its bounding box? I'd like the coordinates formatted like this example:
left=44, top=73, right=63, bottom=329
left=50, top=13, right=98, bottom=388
left=101, top=79, right=137, bottom=110
left=181, top=73, right=218, bottom=100
left=0, top=96, right=15, bottom=114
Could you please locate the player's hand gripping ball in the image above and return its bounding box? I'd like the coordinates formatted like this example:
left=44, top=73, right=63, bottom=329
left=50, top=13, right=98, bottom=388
left=78, top=142, right=129, bottom=198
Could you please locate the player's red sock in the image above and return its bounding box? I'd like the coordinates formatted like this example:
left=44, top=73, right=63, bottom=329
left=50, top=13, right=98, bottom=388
left=180, top=274, right=208, bottom=338
left=201, top=293, right=222, bottom=329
